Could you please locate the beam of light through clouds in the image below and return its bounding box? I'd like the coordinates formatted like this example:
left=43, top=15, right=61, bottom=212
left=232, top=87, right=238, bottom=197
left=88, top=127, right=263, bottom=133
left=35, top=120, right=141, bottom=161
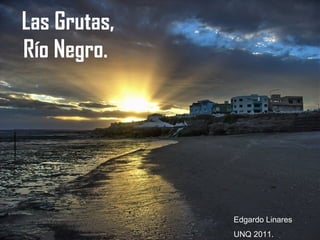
left=0, top=0, right=319, bottom=129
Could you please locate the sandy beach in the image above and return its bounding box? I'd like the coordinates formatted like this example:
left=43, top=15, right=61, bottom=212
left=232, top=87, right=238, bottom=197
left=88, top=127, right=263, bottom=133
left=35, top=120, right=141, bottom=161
left=148, top=131, right=320, bottom=239
left=1, top=132, right=319, bottom=239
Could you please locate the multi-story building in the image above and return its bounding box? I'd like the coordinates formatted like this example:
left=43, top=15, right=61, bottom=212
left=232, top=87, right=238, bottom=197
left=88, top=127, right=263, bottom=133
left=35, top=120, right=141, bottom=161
left=270, top=94, right=303, bottom=113
left=231, top=94, right=269, bottom=114
left=212, top=101, right=232, bottom=114
left=189, top=100, right=215, bottom=116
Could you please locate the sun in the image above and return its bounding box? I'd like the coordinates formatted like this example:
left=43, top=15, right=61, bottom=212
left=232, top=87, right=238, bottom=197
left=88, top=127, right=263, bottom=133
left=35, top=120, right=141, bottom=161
left=114, top=96, right=159, bottom=113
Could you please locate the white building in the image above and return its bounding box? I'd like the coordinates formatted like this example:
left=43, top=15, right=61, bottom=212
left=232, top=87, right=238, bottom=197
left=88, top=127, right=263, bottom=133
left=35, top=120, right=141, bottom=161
left=231, top=94, right=269, bottom=114
left=189, top=100, right=215, bottom=116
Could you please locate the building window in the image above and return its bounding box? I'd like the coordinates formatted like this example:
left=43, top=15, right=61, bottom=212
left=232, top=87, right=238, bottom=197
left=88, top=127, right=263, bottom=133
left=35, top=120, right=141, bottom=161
left=233, top=105, right=237, bottom=108
left=239, top=105, right=243, bottom=108
left=247, top=110, right=251, bottom=113
left=239, top=98, right=243, bottom=101
left=247, top=104, right=252, bottom=107
left=264, top=104, right=268, bottom=107
left=297, top=99, right=301, bottom=103
left=234, top=99, right=237, bottom=102
left=289, top=100, right=293, bottom=104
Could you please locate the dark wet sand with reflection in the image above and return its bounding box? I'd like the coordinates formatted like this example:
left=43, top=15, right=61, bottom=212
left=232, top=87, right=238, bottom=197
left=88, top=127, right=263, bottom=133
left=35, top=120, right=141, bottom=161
left=2, top=132, right=319, bottom=240
left=149, top=132, right=320, bottom=240
left=49, top=148, right=199, bottom=240
left=0, top=141, right=199, bottom=240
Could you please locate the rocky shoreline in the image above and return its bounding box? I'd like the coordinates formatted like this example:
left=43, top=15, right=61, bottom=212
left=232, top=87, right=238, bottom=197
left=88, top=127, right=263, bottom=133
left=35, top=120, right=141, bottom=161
left=209, top=111, right=320, bottom=135
left=94, top=111, right=320, bottom=138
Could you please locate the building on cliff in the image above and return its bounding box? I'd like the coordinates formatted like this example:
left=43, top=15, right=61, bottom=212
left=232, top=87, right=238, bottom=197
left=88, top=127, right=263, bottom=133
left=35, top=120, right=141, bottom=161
left=212, top=101, right=232, bottom=114
left=270, top=94, right=303, bottom=113
left=189, top=100, right=215, bottom=116
left=190, top=100, right=232, bottom=116
left=231, top=94, right=269, bottom=114
left=189, top=93, right=304, bottom=116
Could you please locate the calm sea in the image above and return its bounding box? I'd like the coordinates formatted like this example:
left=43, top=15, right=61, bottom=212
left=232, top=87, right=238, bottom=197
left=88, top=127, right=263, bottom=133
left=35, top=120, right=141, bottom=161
left=0, top=133, right=175, bottom=215
left=0, top=132, right=203, bottom=240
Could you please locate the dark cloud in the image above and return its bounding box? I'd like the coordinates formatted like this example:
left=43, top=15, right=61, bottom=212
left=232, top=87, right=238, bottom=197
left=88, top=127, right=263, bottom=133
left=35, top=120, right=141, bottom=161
left=0, top=92, right=148, bottom=120
left=159, top=103, right=176, bottom=111
left=0, top=92, right=71, bottom=110
left=78, top=102, right=116, bottom=108
left=0, top=0, right=319, bottom=129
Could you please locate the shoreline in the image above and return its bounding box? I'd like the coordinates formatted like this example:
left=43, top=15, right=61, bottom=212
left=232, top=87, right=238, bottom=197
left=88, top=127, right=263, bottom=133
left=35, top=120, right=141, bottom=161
left=1, top=133, right=319, bottom=239
left=0, top=138, right=186, bottom=240
left=147, top=131, right=320, bottom=239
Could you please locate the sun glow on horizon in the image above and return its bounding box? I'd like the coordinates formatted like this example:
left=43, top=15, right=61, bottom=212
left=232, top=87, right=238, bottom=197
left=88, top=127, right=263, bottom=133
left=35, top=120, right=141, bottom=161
left=122, top=117, right=146, bottom=122
left=112, top=95, right=160, bottom=113
left=48, top=116, right=91, bottom=121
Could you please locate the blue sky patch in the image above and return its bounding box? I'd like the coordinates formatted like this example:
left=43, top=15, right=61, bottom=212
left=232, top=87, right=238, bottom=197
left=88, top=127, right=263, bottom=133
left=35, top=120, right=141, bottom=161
left=169, top=18, right=320, bottom=60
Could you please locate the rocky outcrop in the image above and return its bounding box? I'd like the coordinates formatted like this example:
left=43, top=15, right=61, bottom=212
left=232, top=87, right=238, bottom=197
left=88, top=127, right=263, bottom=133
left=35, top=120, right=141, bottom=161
left=209, top=112, right=320, bottom=135
left=93, top=112, right=320, bottom=138
left=176, top=119, right=210, bottom=137
left=94, top=122, right=173, bottom=138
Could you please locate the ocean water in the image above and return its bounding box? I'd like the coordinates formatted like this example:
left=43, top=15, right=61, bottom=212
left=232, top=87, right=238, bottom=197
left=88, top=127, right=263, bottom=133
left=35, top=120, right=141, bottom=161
left=0, top=135, right=198, bottom=239
left=0, top=137, right=174, bottom=215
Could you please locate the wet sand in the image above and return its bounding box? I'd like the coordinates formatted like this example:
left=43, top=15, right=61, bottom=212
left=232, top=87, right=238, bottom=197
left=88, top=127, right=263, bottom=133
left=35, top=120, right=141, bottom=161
left=148, top=132, right=320, bottom=239
left=52, top=149, right=198, bottom=240
left=1, top=143, right=199, bottom=240
left=1, top=133, right=319, bottom=239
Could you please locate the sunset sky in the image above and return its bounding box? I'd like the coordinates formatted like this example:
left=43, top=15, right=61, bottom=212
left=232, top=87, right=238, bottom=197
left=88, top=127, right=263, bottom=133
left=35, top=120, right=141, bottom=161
left=0, top=0, right=319, bottom=129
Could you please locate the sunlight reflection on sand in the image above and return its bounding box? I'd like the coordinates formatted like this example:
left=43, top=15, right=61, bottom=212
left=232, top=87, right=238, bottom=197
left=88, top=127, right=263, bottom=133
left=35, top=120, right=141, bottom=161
left=54, top=143, right=198, bottom=239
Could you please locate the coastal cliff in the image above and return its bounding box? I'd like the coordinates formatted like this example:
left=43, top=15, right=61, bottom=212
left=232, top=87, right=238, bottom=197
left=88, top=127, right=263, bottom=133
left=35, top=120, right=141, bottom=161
left=209, top=111, right=320, bottom=135
left=93, top=111, right=320, bottom=138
